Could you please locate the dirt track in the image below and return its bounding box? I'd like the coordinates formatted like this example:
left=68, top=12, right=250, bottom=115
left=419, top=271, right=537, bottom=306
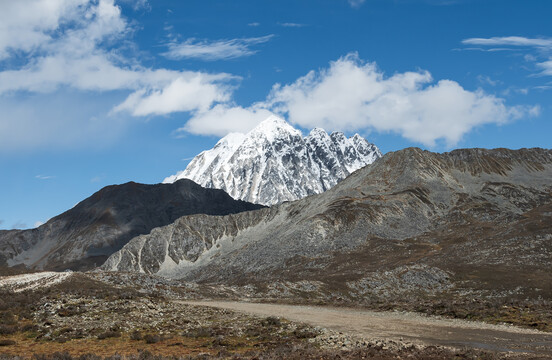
left=185, top=301, right=552, bottom=356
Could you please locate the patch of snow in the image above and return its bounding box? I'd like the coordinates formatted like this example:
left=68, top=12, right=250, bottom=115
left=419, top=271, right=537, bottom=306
left=0, top=272, right=72, bottom=293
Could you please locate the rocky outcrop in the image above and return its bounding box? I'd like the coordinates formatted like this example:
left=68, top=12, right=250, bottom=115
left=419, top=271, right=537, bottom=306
left=0, top=179, right=263, bottom=271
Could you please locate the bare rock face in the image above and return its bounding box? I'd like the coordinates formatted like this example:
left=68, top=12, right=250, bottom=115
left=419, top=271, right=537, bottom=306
left=104, top=147, right=552, bottom=300
left=0, top=179, right=263, bottom=271
left=164, top=115, right=382, bottom=205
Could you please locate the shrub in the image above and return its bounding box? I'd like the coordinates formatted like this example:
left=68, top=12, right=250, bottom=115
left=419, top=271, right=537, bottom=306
left=184, top=327, right=212, bottom=338
left=143, top=334, right=161, bottom=344
left=97, top=330, right=121, bottom=340
left=292, top=328, right=318, bottom=339
left=0, top=311, right=16, bottom=325
left=130, top=330, right=143, bottom=341
left=262, top=316, right=281, bottom=327
left=21, top=323, right=38, bottom=332
left=0, top=324, right=17, bottom=335
left=57, top=305, right=83, bottom=317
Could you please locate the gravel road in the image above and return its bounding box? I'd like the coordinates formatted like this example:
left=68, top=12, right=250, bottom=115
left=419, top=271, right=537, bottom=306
left=185, top=300, right=552, bottom=356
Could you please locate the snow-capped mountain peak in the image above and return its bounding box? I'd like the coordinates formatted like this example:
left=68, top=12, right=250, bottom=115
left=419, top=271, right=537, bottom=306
left=216, top=132, right=246, bottom=150
left=308, top=127, right=330, bottom=140
left=164, top=115, right=382, bottom=205
left=248, top=114, right=302, bottom=142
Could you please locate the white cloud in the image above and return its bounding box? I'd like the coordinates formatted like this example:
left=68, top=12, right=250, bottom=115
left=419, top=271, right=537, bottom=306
left=113, top=74, right=233, bottom=116
left=118, top=0, right=150, bottom=11
left=181, top=104, right=274, bottom=137
left=0, top=0, right=127, bottom=61
left=537, top=60, right=552, bottom=76
left=0, top=0, right=238, bottom=151
left=163, top=35, right=274, bottom=61
left=266, top=53, right=538, bottom=146
left=462, top=36, right=552, bottom=48
left=477, top=75, right=499, bottom=87
left=0, top=0, right=232, bottom=94
left=35, top=175, right=55, bottom=180
left=248, top=22, right=260, bottom=27
left=462, top=36, right=552, bottom=77
left=279, top=23, right=306, bottom=28
left=0, top=0, right=87, bottom=60
left=34, top=221, right=45, bottom=228
left=182, top=53, right=538, bottom=147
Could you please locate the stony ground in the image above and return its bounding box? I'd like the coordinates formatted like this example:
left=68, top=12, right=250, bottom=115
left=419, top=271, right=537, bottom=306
left=0, top=272, right=550, bottom=359
left=186, top=301, right=552, bottom=356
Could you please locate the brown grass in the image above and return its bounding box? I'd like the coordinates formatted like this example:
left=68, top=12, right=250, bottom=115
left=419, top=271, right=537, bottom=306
left=0, top=333, right=266, bottom=358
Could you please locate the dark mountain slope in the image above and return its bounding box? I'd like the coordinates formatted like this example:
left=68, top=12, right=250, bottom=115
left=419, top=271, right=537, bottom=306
left=0, top=179, right=263, bottom=271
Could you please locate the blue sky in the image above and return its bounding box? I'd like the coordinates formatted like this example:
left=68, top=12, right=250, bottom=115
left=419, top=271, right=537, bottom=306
left=0, top=0, right=550, bottom=230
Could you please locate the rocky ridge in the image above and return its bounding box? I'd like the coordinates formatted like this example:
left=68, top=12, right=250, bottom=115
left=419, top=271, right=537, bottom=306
left=0, top=179, right=263, bottom=271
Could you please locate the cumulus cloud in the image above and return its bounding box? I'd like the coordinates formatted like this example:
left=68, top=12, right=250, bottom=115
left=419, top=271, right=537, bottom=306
left=163, top=35, right=274, bottom=61
left=113, top=74, right=233, bottom=116
left=266, top=54, right=538, bottom=146
left=0, top=0, right=86, bottom=60
left=0, top=0, right=237, bottom=151
left=0, top=0, right=232, bottom=94
left=184, top=53, right=538, bottom=147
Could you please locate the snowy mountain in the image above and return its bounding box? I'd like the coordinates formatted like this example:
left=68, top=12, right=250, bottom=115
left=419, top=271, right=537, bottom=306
left=164, top=115, right=382, bottom=205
